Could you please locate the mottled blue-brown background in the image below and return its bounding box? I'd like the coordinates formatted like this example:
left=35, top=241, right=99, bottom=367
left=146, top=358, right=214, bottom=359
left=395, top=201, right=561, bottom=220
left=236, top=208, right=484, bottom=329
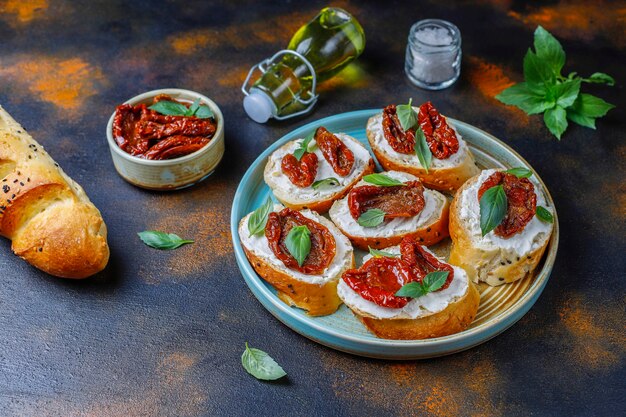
left=0, top=1, right=624, bottom=416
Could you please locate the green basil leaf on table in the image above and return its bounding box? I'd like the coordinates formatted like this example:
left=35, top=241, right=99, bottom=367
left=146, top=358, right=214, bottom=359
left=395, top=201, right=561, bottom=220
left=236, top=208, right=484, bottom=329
left=285, top=225, right=311, bottom=267
left=536, top=206, right=554, bottom=223
left=585, top=72, right=615, bottom=86
left=357, top=209, right=386, bottom=228
left=503, top=167, right=533, bottom=178
left=363, top=173, right=405, bottom=187
left=312, top=177, right=340, bottom=190
left=523, top=49, right=555, bottom=93
left=368, top=247, right=399, bottom=258
left=495, top=83, right=552, bottom=115
left=293, top=131, right=315, bottom=161
left=533, top=26, right=566, bottom=75
left=547, top=79, right=581, bottom=108
left=241, top=342, right=287, bottom=381
left=479, top=185, right=508, bottom=236
left=148, top=100, right=190, bottom=116
left=396, top=98, right=418, bottom=131
left=543, top=106, right=568, bottom=140
left=247, top=197, right=274, bottom=236
left=137, top=231, right=194, bottom=250
left=414, top=127, right=432, bottom=173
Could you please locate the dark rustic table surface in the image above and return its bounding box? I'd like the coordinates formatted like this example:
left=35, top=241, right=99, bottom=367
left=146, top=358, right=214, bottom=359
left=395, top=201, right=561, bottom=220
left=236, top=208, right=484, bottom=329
left=0, top=1, right=624, bottom=416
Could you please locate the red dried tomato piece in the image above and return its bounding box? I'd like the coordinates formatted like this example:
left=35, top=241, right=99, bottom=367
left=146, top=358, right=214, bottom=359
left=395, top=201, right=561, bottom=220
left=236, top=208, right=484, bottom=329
left=281, top=152, right=318, bottom=188
left=477, top=171, right=537, bottom=238
left=400, top=237, right=454, bottom=290
left=382, top=105, right=416, bottom=154
left=417, top=101, right=459, bottom=159
left=348, top=180, right=425, bottom=221
left=265, top=208, right=336, bottom=275
left=143, top=135, right=210, bottom=160
left=315, top=127, right=355, bottom=177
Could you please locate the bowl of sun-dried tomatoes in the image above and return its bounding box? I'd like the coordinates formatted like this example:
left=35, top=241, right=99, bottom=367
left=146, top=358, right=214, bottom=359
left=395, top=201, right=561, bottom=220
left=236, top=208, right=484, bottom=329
left=106, top=88, right=224, bottom=190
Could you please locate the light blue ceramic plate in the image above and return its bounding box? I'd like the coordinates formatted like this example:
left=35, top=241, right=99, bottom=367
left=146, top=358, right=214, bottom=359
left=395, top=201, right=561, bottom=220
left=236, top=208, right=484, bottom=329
left=230, top=110, right=559, bottom=359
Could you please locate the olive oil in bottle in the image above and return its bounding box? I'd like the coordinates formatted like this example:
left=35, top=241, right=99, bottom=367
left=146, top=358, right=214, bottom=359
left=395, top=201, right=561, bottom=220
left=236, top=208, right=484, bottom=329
left=242, top=7, right=366, bottom=123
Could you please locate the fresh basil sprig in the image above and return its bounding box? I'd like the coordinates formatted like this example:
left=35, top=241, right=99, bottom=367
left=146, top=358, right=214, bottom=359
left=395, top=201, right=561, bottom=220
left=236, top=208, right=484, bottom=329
left=368, top=247, right=398, bottom=258
left=149, top=98, right=214, bottom=119
left=479, top=185, right=508, bottom=236
left=248, top=197, right=273, bottom=236
left=241, top=342, right=286, bottom=381
left=503, top=167, right=532, bottom=178
left=414, top=127, right=432, bottom=173
left=396, top=98, right=418, bottom=131
left=285, top=225, right=311, bottom=266
left=496, top=26, right=615, bottom=140
left=395, top=271, right=449, bottom=298
left=137, top=231, right=194, bottom=250
left=312, top=177, right=340, bottom=190
left=363, top=173, right=405, bottom=187
left=536, top=206, right=554, bottom=223
left=293, top=131, right=315, bottom=161
left=357, top=209, right=386, bottom=228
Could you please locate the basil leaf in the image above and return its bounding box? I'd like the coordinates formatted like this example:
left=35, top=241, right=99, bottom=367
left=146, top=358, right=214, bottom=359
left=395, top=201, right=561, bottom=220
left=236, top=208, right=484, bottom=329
left=495, top=83, right=553, bottom=115
left=293, top=131, right=315, bottom=161
left=357, top=209, right=386, bottom=228
left=148, top=100, right=190, bottom=116
left=187, top=98, right=201, bottom=116
left=585, top=72, right=615, bottom=86
left=523, top=50, right=555, bottom=93
left=544, top=106, right=568, bottom=140
left=569, top=93, right=615, bottom=118
left=414, top=127, right=432, bottom=173
left=395, top=282, right=427, bottom=298
left=533, top=26, right=565, bottom=75
left=368, top=247, right=399, bottom=258
left=548, top=79, right=581, bottom=108
left=312, top=177, right=340, bottom=190
left=536, top=206, right=554, bottom=223
left=479, top=185, right=508, bottom=236
left=422, top=271, right=449, bottom=292
left=566, top=110, right=596, bottom=129
left=363, top=173, right=404, bottom=187
left=247, top=197, right=273, bottom=236
left=194, top=105, right=214, bottom=119
left=241, top=342, right=286, bottom=381
left=396, top=98, right=418, bottom=131
left=137, top=231, right=194, bottom=250
left=285, top=225, right=311, bottom=267
left=503, top=167, right=532, bottom=178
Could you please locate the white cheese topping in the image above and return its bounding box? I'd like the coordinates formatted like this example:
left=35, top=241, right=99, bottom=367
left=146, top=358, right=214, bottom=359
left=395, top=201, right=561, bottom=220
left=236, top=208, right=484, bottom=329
left=457, top=169, right=554, bottom=255
left=328, top=171, right=447, bottom=238
left=239, top=206, right=353, bottom=285
left=265, top=133, right=371, bottom=200
left=337, top=246, right=469, bottom=319
left=367, top=110, right=470, bottom=169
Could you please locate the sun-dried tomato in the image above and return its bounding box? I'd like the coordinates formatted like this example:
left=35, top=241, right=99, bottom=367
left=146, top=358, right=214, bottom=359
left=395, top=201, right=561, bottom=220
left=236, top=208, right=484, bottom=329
left=315, top=127, right=355, bottom=176
left=477, top=171, right=537, bottom=238
left=417, top=101, right=459, bottom=159
left=348, top=180, right=425, bottom=221
left=382, top=105, right=416, bottom=154
left=265, top=208, right=336, bottom=275
left=281, top=152, right=318, bottom=188
left=400, top=237, right=454, bottom=290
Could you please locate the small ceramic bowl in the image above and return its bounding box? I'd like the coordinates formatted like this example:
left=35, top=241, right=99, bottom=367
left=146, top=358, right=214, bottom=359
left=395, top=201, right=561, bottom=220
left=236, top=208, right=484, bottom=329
left=106, top=88, right=225, bottom=190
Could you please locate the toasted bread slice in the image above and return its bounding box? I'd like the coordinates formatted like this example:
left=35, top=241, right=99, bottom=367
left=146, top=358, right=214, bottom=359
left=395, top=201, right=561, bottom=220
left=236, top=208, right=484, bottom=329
left=264, top=133, right=375, bottom=213
left=328, top=171, right=450, bottom=250
left=366, top=111, right=479, bottom=192
left=448, top=170, right=554, bottom=286
left=337, top=246, right=480, bottom=340
left=239, top=206, right=354, bottom=316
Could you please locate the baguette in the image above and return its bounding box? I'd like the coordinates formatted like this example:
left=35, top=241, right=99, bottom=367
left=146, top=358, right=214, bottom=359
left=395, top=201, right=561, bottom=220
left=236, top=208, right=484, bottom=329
left=239, top=206, right=354, bottom=316
left=328, top=171, right=449, bottom=250
left=366, top=111, right=479, bottom=192
left=264, top=133, right=375, bottom=213
left=448, top=170, right=554, bottom=286
left=0, top=106, right=109, bottom=278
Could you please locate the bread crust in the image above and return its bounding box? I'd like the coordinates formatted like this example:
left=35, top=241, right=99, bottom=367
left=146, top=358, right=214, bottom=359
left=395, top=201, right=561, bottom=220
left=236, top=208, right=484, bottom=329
left=366, top=115, right=479, bottom=192
left=264, top=136, right=375, bottom=213
left=355, top=280, right=480, bottom=340
left=448, top=175, right=550, bottom=286
left=0, top=106, right=109, bottom=278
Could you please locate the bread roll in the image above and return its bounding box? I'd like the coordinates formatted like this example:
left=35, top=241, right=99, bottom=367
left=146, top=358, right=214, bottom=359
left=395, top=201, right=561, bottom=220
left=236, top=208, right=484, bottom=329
left=0, top=106, right=109, bottom=278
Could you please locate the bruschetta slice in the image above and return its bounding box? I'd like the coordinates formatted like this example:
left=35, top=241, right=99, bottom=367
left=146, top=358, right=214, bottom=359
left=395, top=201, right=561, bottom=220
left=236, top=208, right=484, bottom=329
left=264, top=127, right=375, bottom=213
left=366, top=101, right=479, bottom=192
left=239, top=203, right=354, bottom=316
left=337, top=237, right=480, bottom=340
left=328, top=171, right=450, bottom=250
left=449, top=169, right=555, bottom=286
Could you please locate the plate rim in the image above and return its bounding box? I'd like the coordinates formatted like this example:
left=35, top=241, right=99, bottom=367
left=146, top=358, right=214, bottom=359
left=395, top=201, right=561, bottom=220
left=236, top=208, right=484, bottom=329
left=230, top=109, right=559, bottom=354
